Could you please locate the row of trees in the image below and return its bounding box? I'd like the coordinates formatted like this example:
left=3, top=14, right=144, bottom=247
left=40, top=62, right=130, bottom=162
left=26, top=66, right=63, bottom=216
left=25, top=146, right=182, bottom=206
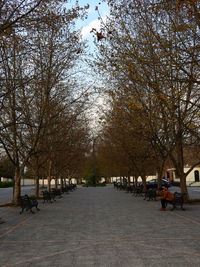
left=92, top=0, right=200, bottom=199
left=0, top=0, right=92, bottom=204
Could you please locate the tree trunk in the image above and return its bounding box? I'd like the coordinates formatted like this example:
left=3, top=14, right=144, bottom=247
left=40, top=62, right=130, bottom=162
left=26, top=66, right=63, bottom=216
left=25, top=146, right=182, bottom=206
left=55, top=178, right=58, bottom=189
left=176, top=169, right=189, bottom=200
left=122, top=176, right=127, bottom=186
left=141, top=175, right=147, bottom=192
left=35, top=176, right=40, bottom=198
left=180, top=175, right=188, bottom=199
left=60, top=178, right=63, bottom=190
left=175, top=130, right=189, bottom=200
left=47, top=159, right=52, bottom=192
left=13, top=166, right=21, bottom=205
left=47, top=177, right=51, bottom=192
left=157, top=162, right=165, bottom=189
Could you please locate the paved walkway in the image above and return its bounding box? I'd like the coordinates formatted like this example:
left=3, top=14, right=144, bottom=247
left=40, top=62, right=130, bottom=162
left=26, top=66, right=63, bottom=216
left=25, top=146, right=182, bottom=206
left=0, top=185, right=200, bottom=267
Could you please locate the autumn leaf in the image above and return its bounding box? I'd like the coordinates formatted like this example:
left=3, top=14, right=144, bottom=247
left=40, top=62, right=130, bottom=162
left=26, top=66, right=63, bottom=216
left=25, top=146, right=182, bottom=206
left=76, top=49, right=82, bottom=54
left=177, top=0, right=197, bottom=8
left=96, top=32, right=105, bottom=41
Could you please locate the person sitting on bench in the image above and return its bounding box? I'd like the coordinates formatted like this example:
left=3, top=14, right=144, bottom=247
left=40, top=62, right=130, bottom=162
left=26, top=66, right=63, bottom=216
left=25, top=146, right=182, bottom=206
left=158, top=186, right=174, bottom=211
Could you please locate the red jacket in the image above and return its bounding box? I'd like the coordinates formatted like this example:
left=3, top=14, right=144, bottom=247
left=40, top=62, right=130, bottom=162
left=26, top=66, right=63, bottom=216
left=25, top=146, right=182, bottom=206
left=160, top=189, right=174, bottom=201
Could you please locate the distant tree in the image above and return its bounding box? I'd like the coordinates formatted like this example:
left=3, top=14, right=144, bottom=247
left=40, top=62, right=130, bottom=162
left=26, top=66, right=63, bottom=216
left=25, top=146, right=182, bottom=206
left=0, top=156, right=15, bottom=180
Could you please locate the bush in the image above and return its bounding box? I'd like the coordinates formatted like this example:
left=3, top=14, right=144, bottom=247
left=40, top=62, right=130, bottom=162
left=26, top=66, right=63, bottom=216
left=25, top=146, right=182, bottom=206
left=0, top=181, right=14, bottom=188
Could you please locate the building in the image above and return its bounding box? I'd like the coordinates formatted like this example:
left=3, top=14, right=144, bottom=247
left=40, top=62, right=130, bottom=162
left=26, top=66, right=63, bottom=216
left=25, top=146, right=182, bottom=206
left=166, top=165, right=200, bottom=186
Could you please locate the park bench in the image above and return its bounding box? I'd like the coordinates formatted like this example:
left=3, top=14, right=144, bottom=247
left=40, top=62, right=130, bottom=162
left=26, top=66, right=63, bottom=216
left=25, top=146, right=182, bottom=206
left=170, top=192, right=185, bottom=211
left=61, top=184, right=76, bottom=193
left=41, top=190, right=55, bottom=203
left=19, top=195, right=40, bottom=214
left=69, top=184, right=77, bottom=190
left=115, top=182, right=121, bottom=189
left=61, top=186, right=70, bottom=194
left=114, top=182, right=126, bottom=190
left=67, top=185, right=74, bottom=192
left=114, top=182, right=121, bottom=190
left=51, top=188, right=62, bottom=198
left=144, top=188, right=157, bottom=201
left=118, top=184, right=126, bottom=190
left=125, top=185, right=134, bottom=193
left=132, top=185, right=144, bottom=197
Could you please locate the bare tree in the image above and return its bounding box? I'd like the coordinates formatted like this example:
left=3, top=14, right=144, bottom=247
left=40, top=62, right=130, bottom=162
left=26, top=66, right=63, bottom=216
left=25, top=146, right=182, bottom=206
left=0, top=1, right=88, bottom=204
left=93, top=0, right=200, bottom=198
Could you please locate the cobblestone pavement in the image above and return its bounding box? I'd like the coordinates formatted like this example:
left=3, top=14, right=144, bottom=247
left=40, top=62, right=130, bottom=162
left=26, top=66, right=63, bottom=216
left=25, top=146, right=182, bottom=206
left=0, top=185, right=200, bottom=267
left=1, top=185, right=200, bottom=206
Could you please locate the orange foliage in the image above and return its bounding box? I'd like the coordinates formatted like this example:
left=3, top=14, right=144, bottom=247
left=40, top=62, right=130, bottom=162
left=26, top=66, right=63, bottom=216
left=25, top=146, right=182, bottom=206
left=177, top=0, right=199, bottom=7
left=96, top=32, right=106, bottom=41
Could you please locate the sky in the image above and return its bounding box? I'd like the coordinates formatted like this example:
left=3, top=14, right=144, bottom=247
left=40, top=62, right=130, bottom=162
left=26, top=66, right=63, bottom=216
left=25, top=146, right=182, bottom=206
left=76, top=1, right=110, bottom=131
left=66, top=1, right=110, bottom=131
left=76, top=0, right=109, bottom=44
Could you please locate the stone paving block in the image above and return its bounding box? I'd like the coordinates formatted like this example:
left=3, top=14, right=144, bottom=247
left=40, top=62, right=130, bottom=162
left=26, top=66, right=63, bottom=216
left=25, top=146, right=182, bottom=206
left=0, top=185, right=200, bottom=267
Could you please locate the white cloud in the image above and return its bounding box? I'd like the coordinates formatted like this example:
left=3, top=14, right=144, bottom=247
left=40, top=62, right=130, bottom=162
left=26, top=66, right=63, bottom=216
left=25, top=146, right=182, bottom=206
left=81, top=18, right=102, bottom=38
left=79, top=2, right=110, bottom=39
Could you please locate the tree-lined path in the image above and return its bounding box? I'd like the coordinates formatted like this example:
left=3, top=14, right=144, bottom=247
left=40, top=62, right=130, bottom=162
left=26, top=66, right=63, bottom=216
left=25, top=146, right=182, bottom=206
left=1, top=185, right=200, bottom=266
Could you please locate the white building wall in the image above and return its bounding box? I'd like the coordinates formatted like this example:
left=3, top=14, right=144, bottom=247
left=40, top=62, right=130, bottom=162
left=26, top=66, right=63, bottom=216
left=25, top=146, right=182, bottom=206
left=173, top=167, right=200, bottom=182
left=185, top=167, right=200, bottom=182
left=1, top=177, right=35, bottom=185
left=138, top=175, right=157, bottom=182
left=21, top=178, right=35, bottom=186
left=1, top=177, right=12, bottom=182
left=111, top=175, right=157, bottom=183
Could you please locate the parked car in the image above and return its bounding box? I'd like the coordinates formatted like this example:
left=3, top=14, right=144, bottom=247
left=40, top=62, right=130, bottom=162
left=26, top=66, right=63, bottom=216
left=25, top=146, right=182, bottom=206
left=146, top=178, right=171, bottom=189
left=162, top=178, right=171, bottom=187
